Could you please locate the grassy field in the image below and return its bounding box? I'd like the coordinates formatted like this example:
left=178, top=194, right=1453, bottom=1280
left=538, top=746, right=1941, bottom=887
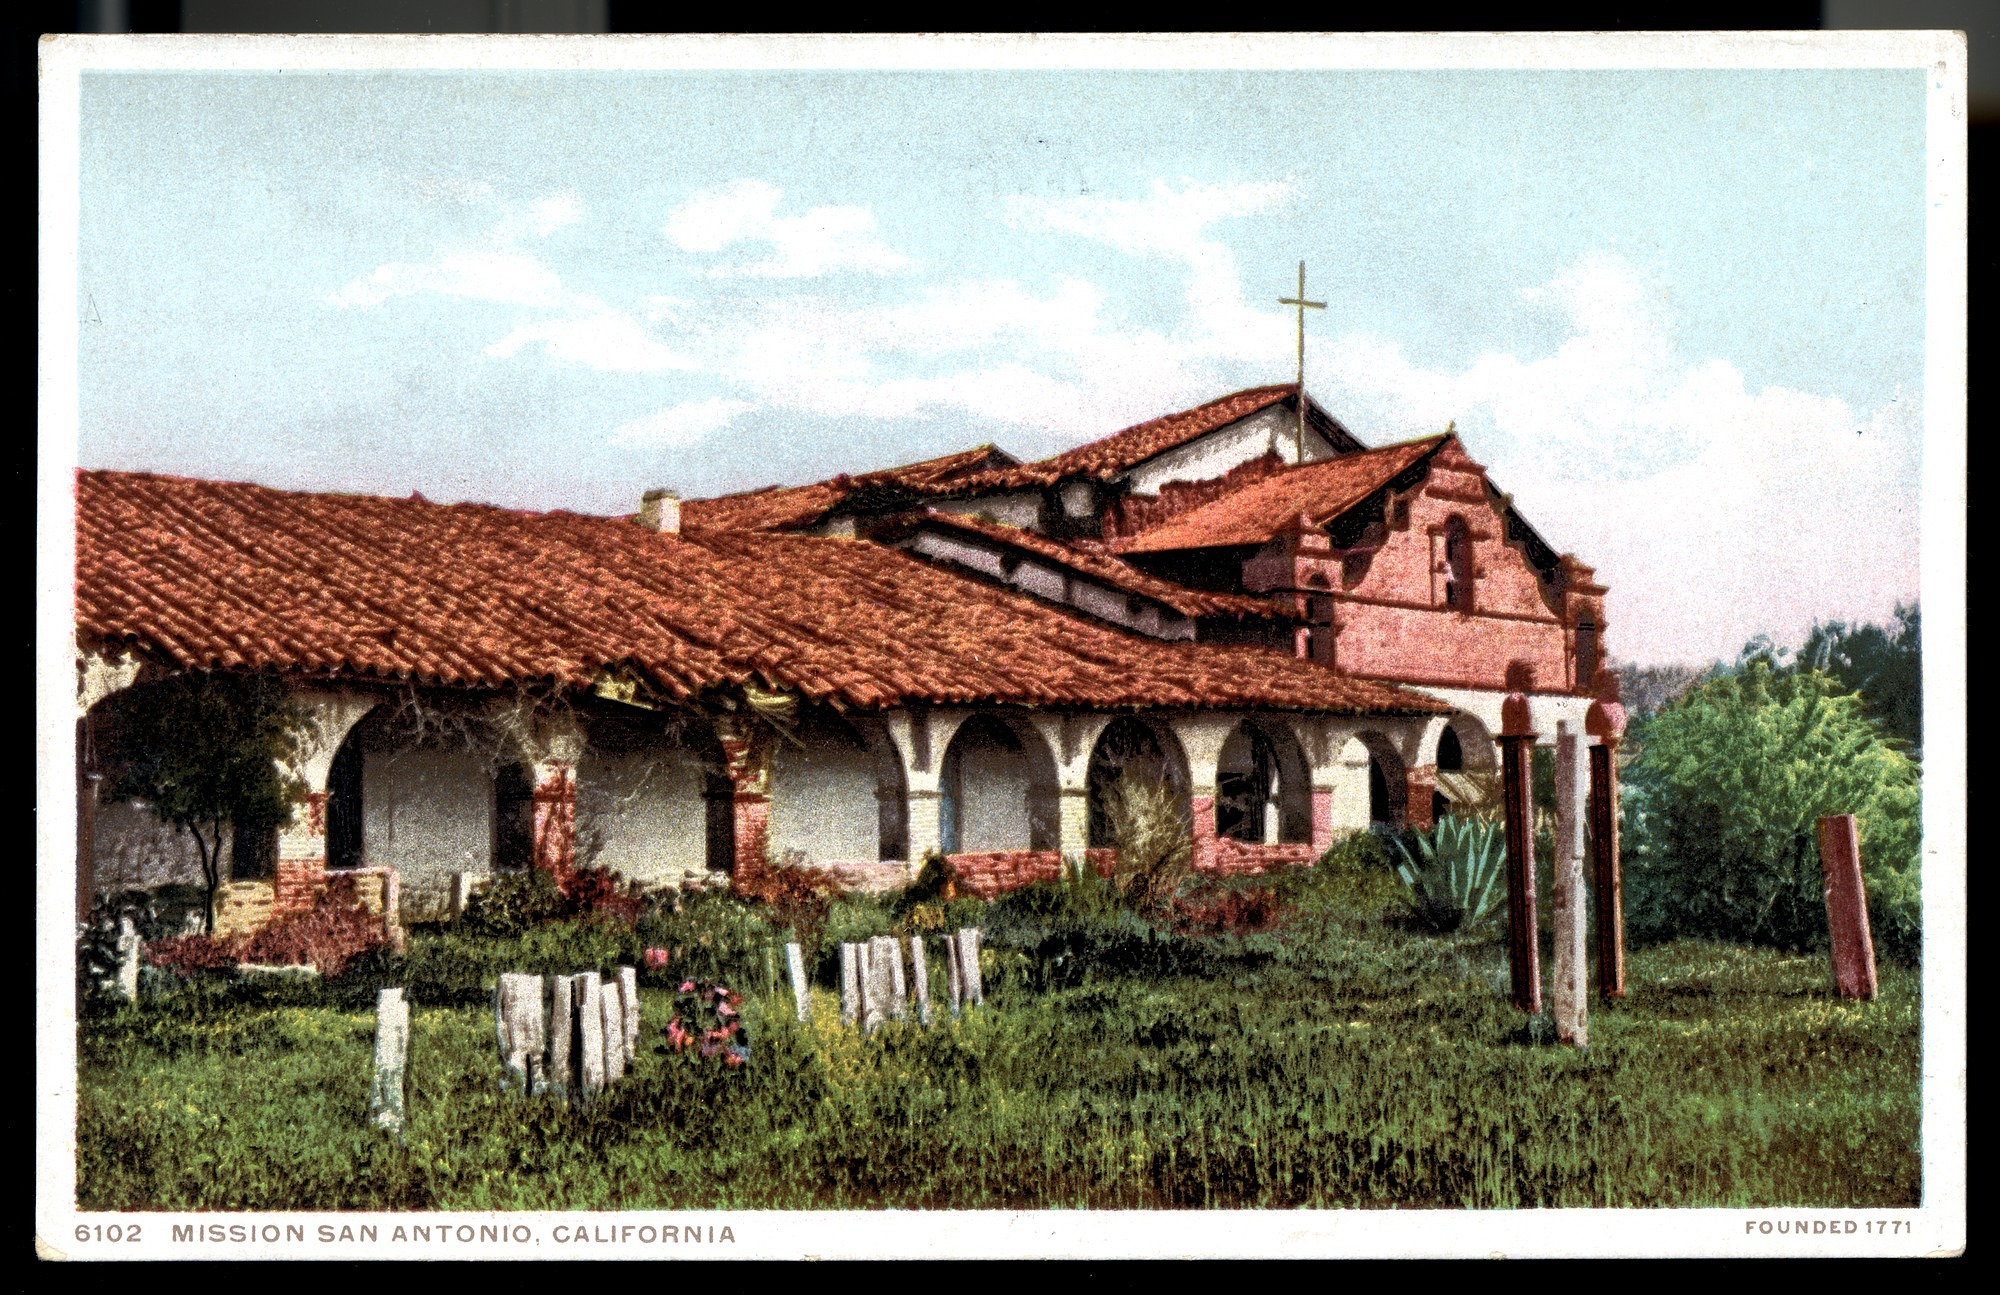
left=75, top=865, right=1921, bottom=1211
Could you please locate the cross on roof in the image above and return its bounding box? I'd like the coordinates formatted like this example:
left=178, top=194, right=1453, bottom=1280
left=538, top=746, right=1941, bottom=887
left=1278, top=260, right=1327, bottom=462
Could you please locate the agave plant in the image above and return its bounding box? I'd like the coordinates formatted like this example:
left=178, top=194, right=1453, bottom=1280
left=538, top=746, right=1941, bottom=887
left=1391, top=816, right=1507, bottom=934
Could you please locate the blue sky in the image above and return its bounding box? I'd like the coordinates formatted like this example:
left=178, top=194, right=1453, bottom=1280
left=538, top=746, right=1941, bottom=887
left=75, top=67, right=1927, bottom=665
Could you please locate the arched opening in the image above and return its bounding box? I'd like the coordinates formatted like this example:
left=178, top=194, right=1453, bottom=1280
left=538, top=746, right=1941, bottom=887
left=1085, top=717, right=1192, bottom=848
left=1216, top=721, right=1313, bottom=844
left=1431, top=713, right=1501, bottom=822
left=575, top=709, right=732, bottom=885
left=1444, top=515, right=1474, bottom=610
left=1437, top=725, right=1464, bottom=771
left=326, top=735, right=367, bottom=870
left=768, top=708, right=909, bottom=865
left=1358, top=731, right=1407, bottom=831
left=492, top=762, right=534, bottom=872
left=940, top=715, right=1060, bottom=853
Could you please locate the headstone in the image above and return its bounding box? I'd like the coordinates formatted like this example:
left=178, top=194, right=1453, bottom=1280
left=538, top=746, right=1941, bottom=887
left=368, top=988, right=408, bottom=1138
left=875, top=935, right=907, bottom=1022
left=860, top=938, right=894, bottom=1033
left=957, top=928, right=984, bottom=1007
left=600, top=980, right=627, bottom=1084
left=908, top=935, right=932, bottom=1026
left=941, top=932, right=963, bottom=1017
left=573, top=972, right=606, bottom=1099
left=545, top=974, right=574, bottom=1099
left=1551, top=728, right=1589, bottom=1046
left=617, top=965, right=640, bottom=1065
left=495, top=973, right=547, bottom=1092
left=1818, top=814, right=1879, bottom=1000
left=839, top=942, right=861, bottom=1025
left=114, top=913, right=140, bottom=1002
left=785, top=942, right=811, bottom=1022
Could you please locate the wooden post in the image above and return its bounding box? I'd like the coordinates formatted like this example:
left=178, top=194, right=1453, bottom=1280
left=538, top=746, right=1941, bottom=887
left=546, top=975, right=574, bottom=1100
left=908, top=935, right=932, bottom=1026
left=839, top=942, right=860, bottom=1025
left=616, top=965, right=640, bottom=1066
left=368, top=987, right=408, bottom=1138
left=785, top=942, right=811, bottom=1022
left=880, top=935, right=908, bottom=1021
left=573, top=972, right=605, bottom=1100
left=1818, top=814, right=1879, bottom=1000
left=1551, top=727, right=1589, bottom=1046
left=957, top=928, right=984, bottom=1007
left=941, top=932, right=963, bottom=1017
left=1499, top=687, right=1542, bottom=1016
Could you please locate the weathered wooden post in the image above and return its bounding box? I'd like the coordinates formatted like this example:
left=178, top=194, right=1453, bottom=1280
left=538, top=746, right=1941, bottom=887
left=616, top=965, right=640, bottom=1066
left=1551, top=724, right=1589, bottom=1046
left=600, top=978, right=627, bottom=1084
left=941, top=932, right=963, bottom=1017
left=957, top=928, right=984, bottom=1007
left=1498, top=683, right=1542, bottom=1015
left=495, top=973, right=547, bottom=1093
left=114, top=913, right=141, bottom=1003
left=546, top=974, right=574, bottom=1099
left=1817, top=814, right=1879, bottom=1000
left=368, top=987, right=408, bottom=1138
left=877, top=934, right=908, bottom=1022
left=908, top=934, right=932, bottom=1026
left=1586, top=686, right=1628, bottom=999
left=573, top=972, right=606, bottom=1100
left=785, top=941, right=811, bottom=1022
left=839, top=942, right=861, bottom=1025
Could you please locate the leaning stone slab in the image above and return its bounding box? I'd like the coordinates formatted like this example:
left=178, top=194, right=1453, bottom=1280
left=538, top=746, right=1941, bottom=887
left=617, top=965, right=640, bottom=1066
left=957, top=928, right=984, bottom=1007
left=545, top=974, right=574, bottom=1099
left=839, top=942, right=861, bottom=1026
left=368, top=988, right=408, bottom=1138
left=573, top=972, right=605, bottom=1100
left=908, top=935, right=931, bottom=1026
left=786, top=942, right=811, bottom=1022
left=600, top=979, right=627, bottom=1085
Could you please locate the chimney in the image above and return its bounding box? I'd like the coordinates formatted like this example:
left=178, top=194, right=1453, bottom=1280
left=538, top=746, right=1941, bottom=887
left=638, top=488, right=681, bottom=534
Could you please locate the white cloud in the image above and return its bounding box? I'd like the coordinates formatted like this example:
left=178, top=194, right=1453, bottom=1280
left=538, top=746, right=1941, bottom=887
left=484, top=309, right=696, bottom=373
left=663, top=180, right=909, bottom=278
left=327, top=249, right=567, bottom=309
left=609, top=397, right=756, bottom=447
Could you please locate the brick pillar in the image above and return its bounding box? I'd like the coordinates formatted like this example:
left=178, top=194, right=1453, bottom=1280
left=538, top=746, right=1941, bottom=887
left=1404, top=764, right=1438, bottom=832
left=274, top=790, right=330, bottom=915
left=717, top=719, right=773, bottom=889
left=531, top=763, right=577, bottom=881
left=1817, top=814, right=1878, bottom=1000
left=1310, top=788, right=1334, bottom=857
left=1190, top=793, right=1218, bottom=874
left=1499, top=689, right=1540, bottom=1015
left=1586, top=691, right=1628, bottom=1000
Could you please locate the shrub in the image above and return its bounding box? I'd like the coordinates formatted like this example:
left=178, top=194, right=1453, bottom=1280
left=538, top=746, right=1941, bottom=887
left=891, top=849, right=960, bottom=917
left=235, top=882, right=388, bottom=978
left=557, top=866, right=647, bottom=926
left=661, top=980, right=750, bottom=1068
left=145, top=933, right=241, bottom=979
left=460, top=869, right=568, bottom=937
left=1101, top=773, right=1193, bottom=915
left=635, top=886, right=776, bottom=988
left=736, top=858, right=842, bottom=951
left=1165, top=877, right=1287, bottom=937
left=77, top=890, right=161, bottom=1009
left=1622, top=660, right=1922, bottom=962
left=1389, top=816, right=1507, bottom=934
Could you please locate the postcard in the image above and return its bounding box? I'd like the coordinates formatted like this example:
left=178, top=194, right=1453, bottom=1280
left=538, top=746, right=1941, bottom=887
left=37, top=31, right=1966, bottom=1260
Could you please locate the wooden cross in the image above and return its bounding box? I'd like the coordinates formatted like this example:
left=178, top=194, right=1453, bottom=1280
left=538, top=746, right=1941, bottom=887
left=1278, top=260, right=1326, bottom=462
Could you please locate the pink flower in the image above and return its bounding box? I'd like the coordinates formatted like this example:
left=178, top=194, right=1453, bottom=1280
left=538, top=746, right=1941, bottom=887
left=678, top=979, right=695, bottom=993
left=644, top=948, right=670, bottom=968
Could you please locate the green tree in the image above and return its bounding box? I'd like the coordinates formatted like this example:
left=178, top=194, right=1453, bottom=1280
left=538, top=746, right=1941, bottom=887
left=1622, top=660, right=1921, bottom=962
left=100, top=672, right=311, bottom=934
left=1739, top=602, right=1921, bottom=752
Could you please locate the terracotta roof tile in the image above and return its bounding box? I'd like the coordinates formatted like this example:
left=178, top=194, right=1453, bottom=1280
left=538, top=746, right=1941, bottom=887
left=908, top=511, right=1294, bottom=620
left=75, top=469, right=1445, bottom=717
left=1118, top=435, right=1449, bottom=554
left=957, top=385, right=1304, bottom=489
left=680, top=443, right=1017, bottom=532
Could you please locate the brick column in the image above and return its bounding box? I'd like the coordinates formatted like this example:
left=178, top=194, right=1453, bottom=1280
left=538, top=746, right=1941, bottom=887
left=274, top=791, right=330, bottom=915
left=1190, top=794, right=1218, bottom=874
left=1818, top=814, right=1878, bottom=1000
left=716, top=717, right=774, bottom=888
left=1404, top=764, right=1439, bottom=832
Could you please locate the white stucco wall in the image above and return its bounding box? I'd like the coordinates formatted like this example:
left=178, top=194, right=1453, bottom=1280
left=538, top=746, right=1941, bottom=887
left=769, top=737, right=882, bottom=865
left=577, top=749, right=711, bottom=887
left=92, top=799, right=220, bottom=892
left=1408, top=686, right=1593, bottom=749
left=1122, top=406, right=1340, bottom=496
left=362, top=748, right=494, bottom=918
left=944, top=723, right=1047, bottom=852
left=1327, top=737, right=1375, bottom=835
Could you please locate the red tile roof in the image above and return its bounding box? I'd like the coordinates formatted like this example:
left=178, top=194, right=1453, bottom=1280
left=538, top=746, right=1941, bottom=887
left=908, top=511, right=1294, bottom=620
left=1118, top=435, right=1450, bottom=554
left=679, top=443, right=1017, bottom=532
left=960, top=385, right=1304, bottom=489
left=75, top=469, right=1446, bottom=716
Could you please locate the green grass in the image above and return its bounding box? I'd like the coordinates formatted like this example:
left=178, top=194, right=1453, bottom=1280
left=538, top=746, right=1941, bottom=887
left=76, top=866, right=1921, bottom=1211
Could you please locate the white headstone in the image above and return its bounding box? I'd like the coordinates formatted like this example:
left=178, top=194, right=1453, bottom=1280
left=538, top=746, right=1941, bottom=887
left=786, top=942, right=811, bottom=1022
left=115, top=913, right=140, bottom=1003
left=839, top=942, right=861, bottom=1025
left=908, top=935, right=931, bottom=1026
left=546, top=974, right=573, bottom=1098
left=600, top=980, right=627, bottom=1084
left=368, top=987, right=408, bottom=1137
left=876, top=935, right=907, bottom=1022
left=957, top=928, right=984, bottom=1007
left=573, top=972, right=605, bottom=1099
left=495, top=973, right=546, bottom=1093
left=617, top=965, right=640, bottom=1065
left=941, top=932, right=963, bottom=1017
